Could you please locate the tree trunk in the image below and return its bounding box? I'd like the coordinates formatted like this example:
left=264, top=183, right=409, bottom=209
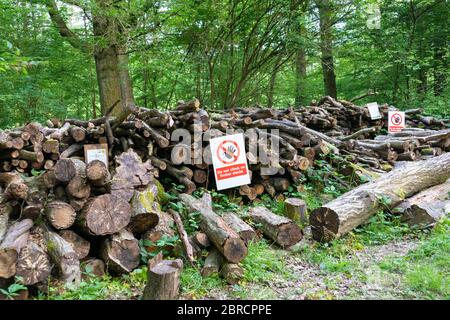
left=310, top=153, right=450, bottom=242
left=316, top=0, right=337, bottom=98
left=395, top=179, right=450, bottom=228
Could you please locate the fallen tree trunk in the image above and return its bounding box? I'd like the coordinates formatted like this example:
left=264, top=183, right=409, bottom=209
left=310, top=153, right=450, bottom=242
left=395, top=179, right=450, bottom=228
left=179, top=193, right=247, bottom=263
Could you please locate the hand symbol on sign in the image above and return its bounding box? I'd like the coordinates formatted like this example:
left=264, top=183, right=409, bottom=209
left=224, top=145, right=236, bottom=159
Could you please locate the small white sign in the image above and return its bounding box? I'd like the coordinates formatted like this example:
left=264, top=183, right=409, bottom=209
left=84, top=144, right=109, bottom=166
left=388, top=111, right=405, bottom=133
left=366, top=102, right=381, bottom=120
left=210, top=133, right=251, bottom=191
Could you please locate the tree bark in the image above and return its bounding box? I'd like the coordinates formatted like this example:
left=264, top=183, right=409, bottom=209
left=143, top=259, right=183, bottom=300
left=222, top=212, right=257, bottom=245
left=316, top=0, right=337, bottom=98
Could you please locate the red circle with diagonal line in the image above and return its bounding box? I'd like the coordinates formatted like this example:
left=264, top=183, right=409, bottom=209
left=390, top=112, right=403, bottom=126
left=217, top=140, right=240, bottom=165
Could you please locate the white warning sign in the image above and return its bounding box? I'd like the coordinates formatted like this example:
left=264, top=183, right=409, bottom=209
left=366, top=102, right=381, bottom=120
left=388, top=111, right=405, bottom=133
left=210, top=133, right=251, bottom=190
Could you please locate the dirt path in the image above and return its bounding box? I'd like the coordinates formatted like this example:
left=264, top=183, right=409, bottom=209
left=196, top=238, right=422, bottom=300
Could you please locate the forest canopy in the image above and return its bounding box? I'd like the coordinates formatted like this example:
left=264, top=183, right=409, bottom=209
left=0, top=0, right=449, bottom=128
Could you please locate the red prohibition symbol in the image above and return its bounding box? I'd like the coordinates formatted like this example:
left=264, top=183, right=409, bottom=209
left=217, top=140, right=240, bottom=165
left=391, top=112, right=403, bottom=126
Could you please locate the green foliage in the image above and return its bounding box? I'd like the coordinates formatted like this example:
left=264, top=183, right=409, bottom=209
left=180, top=267, right=224, bottom=299
left=0, top=276, right=27, bottom=300
left=354, top=211, right=411, bottom=245
left=139, top=234, right=180, bottom=264
left=42, top=267, right=148, bottom=300
left=240, top=240, right=288, bottom=283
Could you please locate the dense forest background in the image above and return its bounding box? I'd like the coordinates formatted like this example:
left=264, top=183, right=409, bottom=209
left=0, top=0, right=449, bottom=128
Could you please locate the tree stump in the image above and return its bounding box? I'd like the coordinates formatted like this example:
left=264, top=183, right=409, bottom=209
left=143, top=259, right=183, bottom=300
left=284, top=198, right=307, bottom=224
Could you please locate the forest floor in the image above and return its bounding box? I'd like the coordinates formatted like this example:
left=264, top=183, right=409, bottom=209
left=38, top=188, right=449, bottom=300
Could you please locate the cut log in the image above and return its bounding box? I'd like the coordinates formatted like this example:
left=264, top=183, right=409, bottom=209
left=0, top=219, right=31, bottom=278
left=44, top=228, right=81, bottom=285
left=54, top=158, right=86, bottom=183
left=310, top=153, right=450, bottom=242
left=59, top=230, right=90, bottom=260
left=192, top=232, right=211, bottom=249
left=142, top=259, right=183, bottom=300
left=101, top=229, right=140, bottom=274
left=129, top=187, right=160, bottom=234
left=66, top=176, right=91, bottom=199
left=45, top=201, right=76, bottom=230
left=249, top=206, right=302, bottom=248
left=222, top=212, right=257, bottom=244
left=179, top=193, right=247, bottom=263
left=141, top=212, right=175, bottom=255
left=16, top=241, right=51, bottom=285
left=220, top=262, right=244, bottom=285
left=81, top=258, right=106, bottom=279
left=200, top=248, right=223, bottom=277
left=0, top=204, right=11, bottom=243
left=0, top=172, right=28, bottom=201
left=284, top=198, right=307, bottom=224
left=110, top=149, right=155, bottom=202
left=78, top=194, right=131, bottom=236
left=86, top=160, right=110, bottom=187
left=395, top=179, right=450, bottom=228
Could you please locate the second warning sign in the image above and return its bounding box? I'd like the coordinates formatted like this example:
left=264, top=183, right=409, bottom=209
left=210, top=133, right=251, bottom=190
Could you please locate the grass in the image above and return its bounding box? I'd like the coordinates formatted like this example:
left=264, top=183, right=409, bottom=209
left=41, top=267, right=147, bottom=300
left=378, top=218, right=450, bottom=299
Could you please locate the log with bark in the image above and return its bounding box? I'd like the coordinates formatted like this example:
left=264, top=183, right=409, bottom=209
left=310, top=153, right=450, bottom=242
left=179, top=193, right=248, bottom=263
left=249, top=206, right=303, bottom=248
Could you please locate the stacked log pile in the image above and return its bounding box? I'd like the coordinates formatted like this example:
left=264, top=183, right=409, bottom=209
left=0, top=148, right=170, bottom=294
left=0, top=95, right=449, bottom=295
left=1, top=97, right=448, bottom=199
